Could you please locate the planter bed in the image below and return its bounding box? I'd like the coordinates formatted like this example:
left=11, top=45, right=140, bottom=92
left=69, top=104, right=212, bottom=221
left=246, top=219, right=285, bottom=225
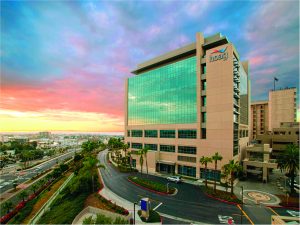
left=128, top=176, right=175, bottom=194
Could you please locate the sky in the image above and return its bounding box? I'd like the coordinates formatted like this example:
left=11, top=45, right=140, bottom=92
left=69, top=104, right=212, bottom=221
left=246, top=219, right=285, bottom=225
left=0, top=0, right=299, bottom=132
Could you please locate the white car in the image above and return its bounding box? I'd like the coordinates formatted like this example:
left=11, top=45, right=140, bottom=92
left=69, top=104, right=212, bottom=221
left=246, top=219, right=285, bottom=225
left=167, top=176, right=182, bottom=183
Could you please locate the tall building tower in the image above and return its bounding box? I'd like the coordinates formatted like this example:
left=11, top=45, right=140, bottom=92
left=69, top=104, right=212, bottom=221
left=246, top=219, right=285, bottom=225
left=268, top=88, right=297, bottom=131
left=125, top=32, right=250, bottom=180
left=250, top=101, right=269, bottom=140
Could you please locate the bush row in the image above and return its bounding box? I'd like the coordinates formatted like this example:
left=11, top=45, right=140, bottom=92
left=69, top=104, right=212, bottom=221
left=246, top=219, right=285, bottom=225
left=202, top=187, right=242, bottom=204
left=128, top=176, right=175, bottom=194
left=96, top=194, right=129, bottom=215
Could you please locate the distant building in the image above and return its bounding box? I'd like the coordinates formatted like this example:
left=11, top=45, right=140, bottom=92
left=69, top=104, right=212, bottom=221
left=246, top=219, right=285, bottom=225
left=250, top=87, right=297, bottom=140
left=256, top=122, right=299, bottom=158
left=39, top=131, right=51, bottom=138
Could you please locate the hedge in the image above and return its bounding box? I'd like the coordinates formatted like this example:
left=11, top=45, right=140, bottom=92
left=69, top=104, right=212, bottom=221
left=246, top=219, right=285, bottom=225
left=202, top=187, right=242, bottom=204
left=138, top=210, right=160, bottom=223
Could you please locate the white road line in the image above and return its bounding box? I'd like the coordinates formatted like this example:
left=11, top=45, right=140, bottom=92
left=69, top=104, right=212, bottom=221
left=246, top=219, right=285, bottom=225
left=153, top=202, right=163, bottom=210
left=158, top=212, right=211, bottom=225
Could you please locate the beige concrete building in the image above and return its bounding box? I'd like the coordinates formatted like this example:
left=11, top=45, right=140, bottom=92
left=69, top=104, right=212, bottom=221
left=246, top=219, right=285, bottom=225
left=250, top=88, right=297, bottom=141
left=257, top=122, right=299, bottom=158
left=242, top=144, right=277, bottom=182
left=250, top=101, right=269, bottom=140
left=124, top=32, right=250, bottom=180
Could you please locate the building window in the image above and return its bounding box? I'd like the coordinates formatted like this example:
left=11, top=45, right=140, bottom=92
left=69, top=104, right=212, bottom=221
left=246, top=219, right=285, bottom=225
left=127, top=142, right=130, bottom=147
left=144, top=143, right=157, bottom=151
left=202, top=96, right=207, bottom=107
left=160, top=130, right=176, bottom=138
left=178, top=146, right=196, bottom=154
left=132, top=130, right=143, bottom=137
left=131, top=159, right=136, bottom=168
left=202, top=112, right=206, bottom=123
left=127, top=130, right=130, bottom=137
left=200, top=168, right=220, bottom=181
left=160, top=145, right=175, bottom=152
left=178, top=156, right=196, bottom=163
left=178, top=165, right=196, bottom=177
left=202, top=64, right=206, bottom=74
left=145, top=130, right=158, bottom=138
left=201, top=128, right=206, bottom=139
left=132, top=143, right=142, bottom=149
left=202, top=80, right=206, bottom=91
left=178, top=130, right=197, bottom=139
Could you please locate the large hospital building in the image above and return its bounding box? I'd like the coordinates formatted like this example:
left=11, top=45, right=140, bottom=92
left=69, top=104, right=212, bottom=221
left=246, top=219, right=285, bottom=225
left=124, top=32, right=250, bottom=180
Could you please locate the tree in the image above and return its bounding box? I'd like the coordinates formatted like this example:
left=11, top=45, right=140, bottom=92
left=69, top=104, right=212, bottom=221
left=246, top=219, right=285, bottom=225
left=19, top=190, right=28, bottom=202
left=59, top=163, right=69, bottom=173
left=127, top=152, right=132, bottom=171
left=212, top=152, right=223, bottom=192
left=277, top=144, right=299, bottom=194
left=3, top=201, right=13, bottom=214
left=30, top=184, right=38, bottom=195
left=200, top=156, right=212, bottom=188
left=223, top=160, right=243, bottom=195
left=138, top=150, right=144, bottom=176
left=143, top=147, right=150, bottom=176
left=122, top=143, right=129, bottom=160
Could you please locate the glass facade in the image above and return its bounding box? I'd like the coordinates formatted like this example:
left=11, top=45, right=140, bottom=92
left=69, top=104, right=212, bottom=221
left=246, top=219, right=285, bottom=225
left=160, top=145, right=175, bottom=152
left=144, top=143, right=157, bottom=151
left=178, top=130, right=197, bottom=139
left=200, top=168, right=221, bottom=181
left=239, top=63, right=249, bottom=125
left=160, top=130, right=176, bottom=138
left=178, top=165, right=196, bottom=177
left=178, top=146, right=197, bottom=154
left=128, top=56, right=197, bottom=125
left=132, top=143, right=142, bottom=149
left=144, top=130, right=158, bottom=138
left=132, top=130, right=143, bottom=137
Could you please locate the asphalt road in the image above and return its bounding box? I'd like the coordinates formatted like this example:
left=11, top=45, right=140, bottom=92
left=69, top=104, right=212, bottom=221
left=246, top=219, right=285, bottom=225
left=98, top=150, right=250, bottom=224
left=0, top=150, right=76, bottom=194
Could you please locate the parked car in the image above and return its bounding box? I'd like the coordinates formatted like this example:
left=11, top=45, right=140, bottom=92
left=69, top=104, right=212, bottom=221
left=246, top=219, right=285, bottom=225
left=167, top=176, right=182, bottom=183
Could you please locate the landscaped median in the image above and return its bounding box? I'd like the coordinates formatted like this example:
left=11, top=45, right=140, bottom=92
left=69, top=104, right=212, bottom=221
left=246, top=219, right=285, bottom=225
left=201, top=187, right=242, bottom=204
left=128, top=176, right=176, bottom=195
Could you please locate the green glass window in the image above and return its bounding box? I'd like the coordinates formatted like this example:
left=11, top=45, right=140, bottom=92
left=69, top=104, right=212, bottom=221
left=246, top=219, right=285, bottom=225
left=160, top=130, right=176, bottom=138
left=178, top=146, right=196, bottom=154
left=200, top=168, right=220, bottom=181
left=178, top=155, right=196, bottom=163
left=144, top=130, right=158, bottom=138
left=202, top=96, right=206, bottom=107
left=160, top=145, right=175, bottom=152
left=132, top=143, right=142, bottom=149
left=201, top=128, right=206, bottom=139
left=127, top=130, right=130, bottom=137
left=202, top=64, right=206, bottom=74
left=178, top=165, right=196, bottom=177
left=202, top=112, right=206, bottom=123
left=144, top=143, right=157, bottom=151
left=128, top=56, right=197, bottom=125
left=132, top=130, right=143, bottom=137
left=178, top=130, right=196, bottom=139
left=202, top=80, right=206, bottom=91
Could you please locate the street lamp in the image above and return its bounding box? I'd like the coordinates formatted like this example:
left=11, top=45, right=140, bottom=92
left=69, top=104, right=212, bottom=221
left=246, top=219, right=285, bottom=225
left=133, top=202, right=137, bottom=225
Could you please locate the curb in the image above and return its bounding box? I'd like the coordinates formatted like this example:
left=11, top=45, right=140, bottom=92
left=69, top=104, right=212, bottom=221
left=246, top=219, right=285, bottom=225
left=268, top=205, right=300, bottom=210
left=203, top=192, right=240, bottom=205
left=127, top=178, right=173, bottom=196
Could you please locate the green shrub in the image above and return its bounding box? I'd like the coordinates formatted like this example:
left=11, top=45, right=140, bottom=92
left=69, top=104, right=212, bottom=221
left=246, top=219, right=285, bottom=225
left=138, top=210, right=160, bottom=223
left=95, top=214, right=113, bottom=224
left=83, top=216, right=94, bottom=224
left=128, top=176, right=175, bottom=194
left=8, top=198, right=38, bottom=224
left=114, top=216, right=129, bottom=224
left=202, top=187, right=242, bottom=204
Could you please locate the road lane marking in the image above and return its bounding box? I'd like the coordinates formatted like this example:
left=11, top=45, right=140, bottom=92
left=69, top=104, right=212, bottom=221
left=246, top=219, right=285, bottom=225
left=237, top=204, right=254, bottom=225
left=158, top=212, right=210, bottom=225
left=153, top=202, right=163, bottom=210
left=268, top=207, right=279, bottom=216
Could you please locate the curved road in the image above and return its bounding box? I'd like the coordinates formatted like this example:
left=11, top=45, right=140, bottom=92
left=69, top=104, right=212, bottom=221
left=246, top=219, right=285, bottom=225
left=98, top=150, right=249, bottom=224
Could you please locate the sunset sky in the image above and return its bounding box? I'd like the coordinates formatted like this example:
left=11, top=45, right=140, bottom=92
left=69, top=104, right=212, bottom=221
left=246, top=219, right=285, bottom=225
left=1, top=0, right=299, bottom=132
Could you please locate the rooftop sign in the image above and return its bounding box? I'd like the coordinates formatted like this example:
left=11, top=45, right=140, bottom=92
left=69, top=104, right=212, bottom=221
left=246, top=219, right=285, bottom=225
left=210, top=47, right=228, bottom=62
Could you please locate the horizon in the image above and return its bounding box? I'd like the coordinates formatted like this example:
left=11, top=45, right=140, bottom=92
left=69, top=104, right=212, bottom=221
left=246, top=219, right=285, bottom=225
left=1, top=0, right=299, bottom=132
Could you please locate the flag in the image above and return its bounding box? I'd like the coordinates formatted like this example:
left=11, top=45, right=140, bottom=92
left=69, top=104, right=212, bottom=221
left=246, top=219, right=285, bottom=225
left=274, top=77, right=279, bottom=81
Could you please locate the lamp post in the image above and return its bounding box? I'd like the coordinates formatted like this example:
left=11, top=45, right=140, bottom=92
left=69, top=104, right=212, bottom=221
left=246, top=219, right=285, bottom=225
left=133, top=202, right=137, bottom=225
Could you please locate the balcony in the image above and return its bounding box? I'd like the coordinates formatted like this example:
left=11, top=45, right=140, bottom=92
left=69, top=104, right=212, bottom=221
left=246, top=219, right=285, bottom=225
left=201, top=106, right=206, bottom=112
left=201, top=74, right=206, bottom=80
left=201, top=90, right=206, bottom=96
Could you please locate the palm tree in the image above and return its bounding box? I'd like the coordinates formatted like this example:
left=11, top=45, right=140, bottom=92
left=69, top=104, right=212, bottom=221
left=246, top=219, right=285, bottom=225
left=212, top=152, right=223, bottom=192
left=223, top=160, right=242, bottom=195
left=122, top=143, right=129, bottom=158
left=277, top=144, right=299, bottom=194
left=127, top=152, right=132, bottom=171
left=200, top=156, right=212, bottom=188
left=82, top=156, right=105, bottom=192
left=138, top=149, right=144, bottom=176
left=3, top=201, right=13, bottom=213
left=19, top=190, right=28, bottom=202
left=143, top=147, right=150, bottom=176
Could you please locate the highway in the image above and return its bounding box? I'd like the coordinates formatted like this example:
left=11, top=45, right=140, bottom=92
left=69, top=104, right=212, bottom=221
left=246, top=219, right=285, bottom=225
left=0, top=150, right=77, bottom=194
